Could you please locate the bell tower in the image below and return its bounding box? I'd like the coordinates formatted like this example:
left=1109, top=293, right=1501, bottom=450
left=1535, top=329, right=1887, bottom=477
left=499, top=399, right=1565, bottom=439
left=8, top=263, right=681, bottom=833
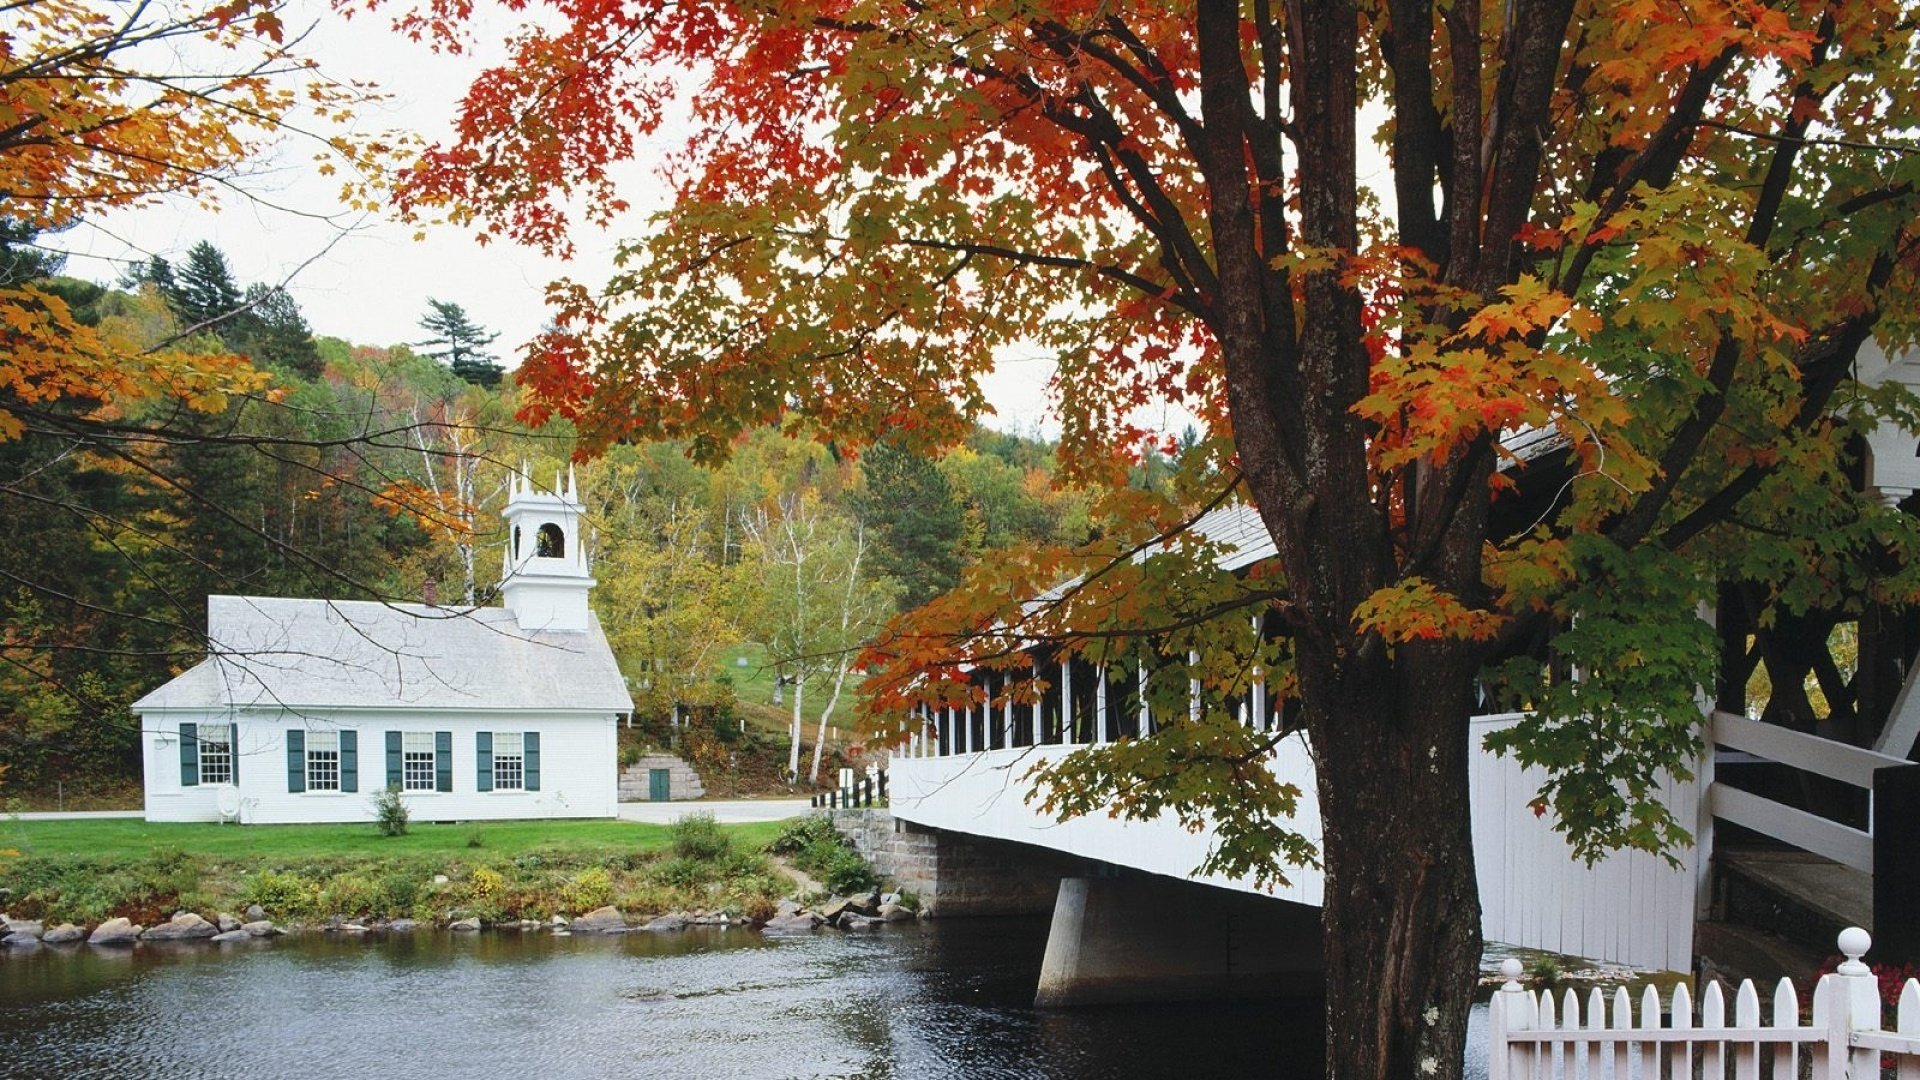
left=499, top=464, right=594, bottom=631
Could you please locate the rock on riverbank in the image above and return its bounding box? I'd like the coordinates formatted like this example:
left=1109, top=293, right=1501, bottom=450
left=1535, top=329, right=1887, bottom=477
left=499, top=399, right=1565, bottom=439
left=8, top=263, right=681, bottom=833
left=760, top=891, right=921, bottom=935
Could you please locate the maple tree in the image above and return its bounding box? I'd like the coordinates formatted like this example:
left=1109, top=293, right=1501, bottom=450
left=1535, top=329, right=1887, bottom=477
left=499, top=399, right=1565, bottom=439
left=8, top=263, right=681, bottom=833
left=0, top=3, right=481, bottom=801
left=394, top=1, right=1920, bottom=1077
left=0, top=0, right=393, bottom=439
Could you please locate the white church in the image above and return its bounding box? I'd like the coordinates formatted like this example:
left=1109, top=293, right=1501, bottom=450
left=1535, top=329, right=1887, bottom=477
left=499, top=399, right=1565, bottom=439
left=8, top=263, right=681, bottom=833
left=136, top=468, right=632, bottom=824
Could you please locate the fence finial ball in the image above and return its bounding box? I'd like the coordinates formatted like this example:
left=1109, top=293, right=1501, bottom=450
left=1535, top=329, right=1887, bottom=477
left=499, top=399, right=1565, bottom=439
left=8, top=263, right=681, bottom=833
left=1500, top=958, right=1524, bottom=989
left=1837, top=926, right=1873, bottom=974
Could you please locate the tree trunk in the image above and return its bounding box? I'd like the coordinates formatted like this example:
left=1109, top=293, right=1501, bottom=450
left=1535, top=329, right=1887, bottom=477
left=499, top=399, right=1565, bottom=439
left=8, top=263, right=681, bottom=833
left=808, top=657, right=850, bottom=784
left=1308, top=641, right=1484, bottom=1080
left=788, top=677, right=804, bottom=780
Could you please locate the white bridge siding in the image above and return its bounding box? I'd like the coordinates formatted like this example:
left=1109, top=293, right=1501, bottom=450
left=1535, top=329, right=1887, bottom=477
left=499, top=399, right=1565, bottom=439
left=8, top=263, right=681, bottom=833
left=892, top=735, right=1327, bottom=909
left=892, top=710, right=1701, bottom=972
left=141, top=709, right=618, bottom=824
left=1469, top=713, right=1701, bottom=973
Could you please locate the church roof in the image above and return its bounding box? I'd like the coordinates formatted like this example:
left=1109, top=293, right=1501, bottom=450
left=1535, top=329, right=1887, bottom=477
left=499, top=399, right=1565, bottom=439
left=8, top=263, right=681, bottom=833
left=133, top=595, right=632, bottom=714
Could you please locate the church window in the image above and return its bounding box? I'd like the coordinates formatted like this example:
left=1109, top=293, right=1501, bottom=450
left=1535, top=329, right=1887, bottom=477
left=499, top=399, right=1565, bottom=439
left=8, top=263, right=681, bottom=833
left=536, top=523, right=565, bottom=558
left=513, top=525, right=522, bottom=558
left=493, top=731, right=525, bottom=790
left=402, top=732, right=436, bottom=791
left=307, top=730, right=341, bottom=792
left=198, top=723, right=233, bottom=785
left=389, top=730, right=451, bottom=792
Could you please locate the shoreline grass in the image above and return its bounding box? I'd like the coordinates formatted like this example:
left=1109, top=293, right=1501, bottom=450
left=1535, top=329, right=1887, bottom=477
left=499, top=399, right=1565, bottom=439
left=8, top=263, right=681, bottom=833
left=4, top=817, right=785, bottom=863
left=1, top=817, right=796, bottom=928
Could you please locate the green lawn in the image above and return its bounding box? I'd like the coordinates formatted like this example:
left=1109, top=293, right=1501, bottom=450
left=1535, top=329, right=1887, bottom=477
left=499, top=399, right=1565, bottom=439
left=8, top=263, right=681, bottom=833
left=4, top=817, right=787, bottom=864
left=719, top=641, right=784, bottom=706
left=718, top=641, right=860, bottom=743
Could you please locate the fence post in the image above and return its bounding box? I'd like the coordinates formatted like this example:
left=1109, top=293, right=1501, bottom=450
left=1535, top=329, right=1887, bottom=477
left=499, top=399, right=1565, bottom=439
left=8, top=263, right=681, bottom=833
left=1832, top=927, right=1883, bottom=1079
left=1489, top=958, right=1531, bottom=1080
left=878, top=769, right=887, bottom=801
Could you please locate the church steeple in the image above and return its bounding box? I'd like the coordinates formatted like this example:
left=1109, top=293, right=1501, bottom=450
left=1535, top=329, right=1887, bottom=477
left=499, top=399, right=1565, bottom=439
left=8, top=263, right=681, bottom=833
left=499, top=464, right=594, bottom=631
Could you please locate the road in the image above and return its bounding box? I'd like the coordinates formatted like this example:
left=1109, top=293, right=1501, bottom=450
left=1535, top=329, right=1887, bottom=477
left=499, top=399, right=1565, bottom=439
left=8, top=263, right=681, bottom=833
left=616, top=798, right=813, bottom=824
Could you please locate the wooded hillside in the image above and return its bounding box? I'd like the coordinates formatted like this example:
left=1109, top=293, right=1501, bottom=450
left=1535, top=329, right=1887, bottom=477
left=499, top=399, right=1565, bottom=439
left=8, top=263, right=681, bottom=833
left=0, top=234, right=1137, bottom=805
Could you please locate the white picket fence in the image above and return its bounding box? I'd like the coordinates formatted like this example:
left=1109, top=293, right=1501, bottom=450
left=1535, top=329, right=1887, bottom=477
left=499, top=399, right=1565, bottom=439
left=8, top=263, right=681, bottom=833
left=1489, top=929, right=1920, bottom=1079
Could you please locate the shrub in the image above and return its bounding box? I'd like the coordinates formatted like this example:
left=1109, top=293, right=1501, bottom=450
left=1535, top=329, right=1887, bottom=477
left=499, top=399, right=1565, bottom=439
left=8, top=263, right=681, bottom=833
left=654, top=856, right=709, bottom=890
left=813, top=843, right=877, bottom=895
left=320, top=872, right=382, bottom=918
left=766, top=814, right=839, bottom=856
left=373, top=868, right=422, bottom=915
left=616, top=881, right=680, bottom=917
left=467, top=865, right=505, bottom=902
left=372, top=786, right=410, bottom=837
left=670, top=813, right=730, bottom=861
left=245, top=869, right=321, bottom=921
left=768, top=814, right=876, bottom=894
left=2, top=855, right=201, bottom=924
left=561, top=866, right=614, bottom=913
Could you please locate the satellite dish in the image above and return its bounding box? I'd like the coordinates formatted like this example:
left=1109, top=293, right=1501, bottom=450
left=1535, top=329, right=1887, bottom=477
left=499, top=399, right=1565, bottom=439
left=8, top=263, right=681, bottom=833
left=215, top=785, right=242, bottom=824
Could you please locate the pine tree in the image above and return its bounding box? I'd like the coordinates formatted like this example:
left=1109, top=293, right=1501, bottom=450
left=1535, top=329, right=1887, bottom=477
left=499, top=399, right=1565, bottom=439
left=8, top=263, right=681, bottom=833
left=168, top=240, right=243, bottom=334
left=417, top=299, right=504, bottom=388
left=855, top=439, right=966, bottom=609
left=230, top=284, right=321, bottom=379
left=0, top=219, right=63, bottom=287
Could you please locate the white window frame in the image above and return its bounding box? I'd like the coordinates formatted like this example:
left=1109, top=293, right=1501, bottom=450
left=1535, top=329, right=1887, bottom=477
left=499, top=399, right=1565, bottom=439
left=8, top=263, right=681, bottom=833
left=306, top=729, right=341, bottom=792
left=198, top=722, right=234, bottom=786
left=492, top=731, right=525, bottom=791
left=401, top=731, right=436, bottom=792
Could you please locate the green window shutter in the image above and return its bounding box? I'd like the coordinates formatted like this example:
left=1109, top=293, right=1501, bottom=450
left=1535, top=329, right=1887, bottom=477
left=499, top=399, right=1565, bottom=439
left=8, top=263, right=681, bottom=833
left=340, top=730, right=359, bottom=793
left=286, top=729, right=305, bottom=793
left=386, top=731, right=403, bottom=789
left=524, top=732, right=540, bottom=791
left=230, top=725, right=238, bottom=783
left=476, top=732, right=493, bottom=792
left=179, top=722, right=199, bottom=787
left=435, top=731, right=452, bottom=792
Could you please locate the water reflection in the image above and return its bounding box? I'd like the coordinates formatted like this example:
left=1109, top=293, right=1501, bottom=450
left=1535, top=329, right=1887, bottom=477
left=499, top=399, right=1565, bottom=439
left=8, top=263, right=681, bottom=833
left=1, top=919, right=1336, bottom=1079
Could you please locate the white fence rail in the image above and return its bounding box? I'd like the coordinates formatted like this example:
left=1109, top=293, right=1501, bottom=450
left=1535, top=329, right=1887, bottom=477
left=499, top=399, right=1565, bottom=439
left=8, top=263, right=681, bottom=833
left=1708, top=711, right=1908, bottom=874
left=1489, top=929, right=1920, bottom=1080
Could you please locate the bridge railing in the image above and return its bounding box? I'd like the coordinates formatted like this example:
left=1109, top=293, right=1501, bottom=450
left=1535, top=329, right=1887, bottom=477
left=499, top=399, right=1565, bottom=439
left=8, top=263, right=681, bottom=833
left=810, top=769, right=887, bottom=810
left=898, top=657, right=1307, bottom=759
left=1705, top=710, right=1909, bottom=875
left=1488, top=928, right=1920, bottom=1080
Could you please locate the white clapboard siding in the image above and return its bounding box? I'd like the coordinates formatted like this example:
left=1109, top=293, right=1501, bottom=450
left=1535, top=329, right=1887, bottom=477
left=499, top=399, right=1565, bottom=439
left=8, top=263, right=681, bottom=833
left=1469, top=713, right=1702, bottom=973
left=142, top=709, right=618, bottom=823
left=897, top=711, right=1703, bottom=970
left=1489, top=930, right=1920, bottom=1080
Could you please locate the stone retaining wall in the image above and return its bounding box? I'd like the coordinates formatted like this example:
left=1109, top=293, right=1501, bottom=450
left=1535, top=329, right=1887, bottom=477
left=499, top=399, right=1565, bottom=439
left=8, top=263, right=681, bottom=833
left=828, top=809, right=1096, bottom=916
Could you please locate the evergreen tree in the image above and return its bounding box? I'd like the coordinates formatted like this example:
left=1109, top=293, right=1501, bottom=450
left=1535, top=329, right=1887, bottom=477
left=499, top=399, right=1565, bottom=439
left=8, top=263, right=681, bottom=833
left=0, top=219, right=63, bottom=287
left=167, top=240, right=244, bottom=333
left=417, top=299, right=504, bottom=387
left=124, top=254, right=174, bottom=295
left=855, top=439, right=966, bottom=609
left=230, top=284, right=321, bottom=378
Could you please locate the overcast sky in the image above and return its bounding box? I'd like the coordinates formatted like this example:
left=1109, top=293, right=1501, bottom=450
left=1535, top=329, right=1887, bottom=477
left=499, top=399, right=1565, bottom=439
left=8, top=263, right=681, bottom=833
left=54, top=2, right=1228, bottom=440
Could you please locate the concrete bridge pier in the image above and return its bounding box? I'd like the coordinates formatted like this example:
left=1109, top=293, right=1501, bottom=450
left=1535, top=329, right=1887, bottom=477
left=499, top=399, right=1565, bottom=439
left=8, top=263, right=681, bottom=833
left=1034, top=875, right=1323, bottom=1007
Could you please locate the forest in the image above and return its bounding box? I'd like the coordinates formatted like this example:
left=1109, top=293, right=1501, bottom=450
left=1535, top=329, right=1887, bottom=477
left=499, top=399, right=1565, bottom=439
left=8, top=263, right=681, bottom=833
left=0, top=231, right=1149, bottom=808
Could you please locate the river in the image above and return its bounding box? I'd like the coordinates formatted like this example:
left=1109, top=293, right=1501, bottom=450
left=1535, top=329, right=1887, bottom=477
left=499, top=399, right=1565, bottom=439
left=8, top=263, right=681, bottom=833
left=0, top=919, right=1492, bottom=1078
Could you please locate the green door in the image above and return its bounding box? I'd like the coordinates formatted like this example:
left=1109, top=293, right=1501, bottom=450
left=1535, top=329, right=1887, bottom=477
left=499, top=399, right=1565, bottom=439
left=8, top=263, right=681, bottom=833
left=648, top=768, right=671, bottom=802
